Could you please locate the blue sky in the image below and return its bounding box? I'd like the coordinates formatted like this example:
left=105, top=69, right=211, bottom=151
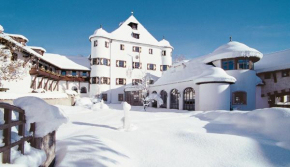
left=1, top=0, right=290, bottom=59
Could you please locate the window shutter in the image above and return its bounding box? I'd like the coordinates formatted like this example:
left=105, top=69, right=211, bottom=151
left=107, top=78, right=110, bottom=85
left=132, top=62, right=135, bottom=68
left=147, top=64, right=150, bottom=70
left=100, top=77, right=104, bottom=84
left=139, top=47, right=142, bottom=53
left=96, top=77, right=99, bottom=84
left=124, top=79, right=126, bottom=85
left=160, top=65, right=163, bottom=71
left=116, top=78, right=119, bottom=85
left=108, top=59, right=111, bottom=66
left=124, top=61, right=127, bottom=68
left=100, top=58, right=104, bottom=65
left=96, top=58, right=100, bottom=65
left=116, top=60, right=119, bottom=67
left=154, top=64, right=156, bottom=71
left=133, top=47, right=135, bottom=52
left=140, top=63, right=142, bottom=69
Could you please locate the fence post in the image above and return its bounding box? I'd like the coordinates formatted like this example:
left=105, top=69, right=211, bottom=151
left=3, top=108, right=12, bottom=163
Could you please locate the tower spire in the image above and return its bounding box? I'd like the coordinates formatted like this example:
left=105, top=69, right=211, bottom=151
left=229, top=36, right=232, bottom=42
left=131, top=11, right=134, bottom=15
left=100, top=24, right=102, bottom=28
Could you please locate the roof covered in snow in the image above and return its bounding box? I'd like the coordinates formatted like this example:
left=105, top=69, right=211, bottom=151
left=90, top=15, right=171, bottom=48
left=66, top=55, right=90, bottom=69
left=27, top=46, right=46, bottom=52
left=43, top=53, right=90, bottom=71
left=153, top=56, right=236, bottom=86
left=6, top=33, right=29, bottom=42
left=255, top=49, right=290, bottom=73
left=202, top=41, right=263, bottom=63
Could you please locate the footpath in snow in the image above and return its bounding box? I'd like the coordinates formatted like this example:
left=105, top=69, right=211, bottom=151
left=54, top=104, right=290, bottom=167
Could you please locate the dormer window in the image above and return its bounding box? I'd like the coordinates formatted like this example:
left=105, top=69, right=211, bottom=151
left=132, top=33, right=140, bottom=39
left=128, top=22, right=138, bottom=30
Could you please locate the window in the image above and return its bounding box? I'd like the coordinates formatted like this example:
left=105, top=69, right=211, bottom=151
left=105, top=41, right=109, bottom=48
left=264, top=73, right=271, bottom=79
left=237, top=59, right=250, bottom=69
left=232, top=91, right=247, bottom=105
left=82, top=72, right=87, bottom=77
left=80, top=87, right=87, bottom=93
left=92, top=58, right=98, bottom=65
left=132, top=33, right=140, bottom=39
left=162, top=50, right=166, bottom=56
left=94, top=40, right=98, bottom=47
left=61, top=70, right=66, bottom=76
left=133, top=62, right=141, bottom=69
left=160, top=65, right=168, bottom=71
left=116, top=78, right=126, bottom=85
left=133, top=46, right=141, bottom=52
left=222, top=59, right=235, bottom=70
left=147, top=63, right=156, bottom=70
left=132, top=79, right=142, bottom=85
left=91, top=77, right=99, bottom=84
left=149, top=80, right=154, bottom=84
left=149, top=49, right=153, bottom=54
left=128, top=22, right=138, bottom=30
left=282, top=70, right=289, bottom=77
left=102, top=94, right=107, bottom=101
left=118, top=94, right=124, bottom=101
left=103, top=59, right=108, bottom=66
left=120, top=44, right=125, bottom=50
left=100, top=77, right=110, bottom=85
left=72, top=71, right=77, bottom=76
left=116, top=60, right=126, bottom=68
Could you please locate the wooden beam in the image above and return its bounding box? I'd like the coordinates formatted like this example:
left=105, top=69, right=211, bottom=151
left=3, top=108, right=12, bottom=163
left=43, top=79, right=50, bottom=91
left=49, top=81, right=54, bottom=91
left=37, top=77, right=44, bottom=89
left=53, top=81, right=59, bottom=91
left=30, top=75, right=38, bottom=89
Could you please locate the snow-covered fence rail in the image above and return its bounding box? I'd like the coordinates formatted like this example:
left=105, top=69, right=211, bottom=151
left=0, top=102, right=35, bottom=163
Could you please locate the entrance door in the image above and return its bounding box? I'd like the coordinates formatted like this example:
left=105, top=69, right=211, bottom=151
left=183, top=88, right=195, bottom=111
left=170, top=89, right=179, bottom=109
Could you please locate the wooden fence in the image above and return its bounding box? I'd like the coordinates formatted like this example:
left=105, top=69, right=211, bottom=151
left=0, top=102, right=35, bottom=163
left=0, top=102, right=56, bottom=166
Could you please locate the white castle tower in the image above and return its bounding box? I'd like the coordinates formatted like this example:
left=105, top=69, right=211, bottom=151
left=89, top=13, right=173, bottom=104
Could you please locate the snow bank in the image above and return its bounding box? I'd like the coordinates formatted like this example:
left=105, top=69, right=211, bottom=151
left=92, top=100, right=109, bottom=110
left=75, top=97, right=93, bottom=108
left=65, top=89, right=78, bottom=96
left=194, top=108, right=290, bottom=149
left=13, top=96, right=68, bottom=137
left=32, top=88, right=46, bottom=93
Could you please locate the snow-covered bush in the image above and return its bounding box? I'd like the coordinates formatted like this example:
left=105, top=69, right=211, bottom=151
left=13, top=96, right=68, bottom=137
left=145, top=93, right=163, bottom=107
left=74, top=97, right=93, bottom=108
left=65, top=89, right=79, bottom=96
left=91, top=100, right=109, bottom=111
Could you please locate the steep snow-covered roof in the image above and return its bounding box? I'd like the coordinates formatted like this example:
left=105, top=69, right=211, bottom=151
left=6, top=33, right=29, bottom=42
left=159, top=39, right=173, bottom=49
left=89, top=27, right=111, bottom=40
left=153, top=57, right=236, bottom=86
left=110, top=15, right=160, bottom=46
left=43, top=53, right=90, bottom=71
left=255, top=49, right=290, bottom=73
left=27, top=46, right=47, bottom=52
left=66, top=55, right=90, bottom=69
left=202, top=41, right=263, bottom=63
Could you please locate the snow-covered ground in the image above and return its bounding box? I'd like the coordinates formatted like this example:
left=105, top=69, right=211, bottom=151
left=55, top=104, right=290, bottom=167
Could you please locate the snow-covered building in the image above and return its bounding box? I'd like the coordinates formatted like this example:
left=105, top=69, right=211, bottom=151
left=150, top=41, right=263, bottom=111
left=89, top=13, right=173, bottom=104
left=255, top=49, right=290, bottom=108
left=0, top=30, right=90, bottom=95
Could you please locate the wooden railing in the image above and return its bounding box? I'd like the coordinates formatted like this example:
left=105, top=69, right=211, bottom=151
left=0, top=102, right=35, bottom=163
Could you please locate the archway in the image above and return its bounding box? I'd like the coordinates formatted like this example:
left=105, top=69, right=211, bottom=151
left=152, top=91, right=157, bottom=108
left=72, top=86, right=78, bottom=93
left=160, top=90, right=167, bottom=108
left=183, top=87, right=195, bottom=111
left=170, top=89, right=179, bottom=109
left=80, top=87, right=87, bottom=93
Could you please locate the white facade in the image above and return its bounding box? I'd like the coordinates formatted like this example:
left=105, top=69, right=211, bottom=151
left=89, top=15, right=173, bottom=103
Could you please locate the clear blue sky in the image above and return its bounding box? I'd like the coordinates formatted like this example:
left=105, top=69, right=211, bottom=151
left=1, top=0, right=290, bottom=59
